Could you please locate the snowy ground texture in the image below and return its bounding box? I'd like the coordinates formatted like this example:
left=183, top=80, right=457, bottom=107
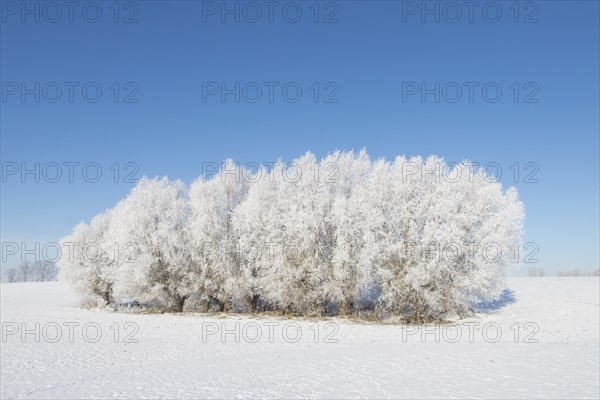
left=1, top=278, right=599, bottom=399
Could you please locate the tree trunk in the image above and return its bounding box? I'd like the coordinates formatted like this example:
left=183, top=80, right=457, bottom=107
left=170, top=294, right=188, bottom=313
left=247, top=294, right=259, bottom=313
left=201, top=299, right=210, bottom=313
left=207, top=296, right=223, bottom=312
left=339, top=300, right=354, bottom=316
left=99, top=285, right=114, bottom=306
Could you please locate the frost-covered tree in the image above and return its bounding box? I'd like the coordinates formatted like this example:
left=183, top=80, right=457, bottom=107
left=111, top=177, right=191, bottom=311
left=17, top=262, right=33, bottom=282
left=326, top=150, right=372, bottom=315
left=236, top=153, right=328, bottom=315
left=369, top=157, right=524, bottom=321
left=353, top=157, right=402, bottom=316
left=234, top=162, right=283, bottom=312
left=58, top=210, right=116, bottom=306
left=188, top=160, right=250, bottom=311
left=33, top=260, right=58, bottom=282
left=236, top=151, right=373, bottom=315
left=276, top=152, right=330, bottom=314
left=3, top=268, right=18, bottom=283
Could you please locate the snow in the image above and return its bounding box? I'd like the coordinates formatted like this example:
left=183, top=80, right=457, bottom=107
left=1, top=277, right=599, bottom=399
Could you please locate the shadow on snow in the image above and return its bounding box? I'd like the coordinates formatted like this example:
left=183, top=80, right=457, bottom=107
left=475, top=289, right=516, bottom=314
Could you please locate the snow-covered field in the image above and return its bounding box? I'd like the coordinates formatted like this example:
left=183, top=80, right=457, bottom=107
left=1, top=277, right=598, bottom=399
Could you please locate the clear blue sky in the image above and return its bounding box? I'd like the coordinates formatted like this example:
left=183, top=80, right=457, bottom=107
left=1, top=1, right=598, bottom=274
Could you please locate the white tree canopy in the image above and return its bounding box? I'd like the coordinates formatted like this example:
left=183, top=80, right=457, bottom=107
left=59, top=151, right=524, bottom=321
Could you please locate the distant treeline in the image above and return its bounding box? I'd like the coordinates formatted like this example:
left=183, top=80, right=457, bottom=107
left=2, top=261, right=58, bottom=283
left=527, top=267, right=599, bottom=277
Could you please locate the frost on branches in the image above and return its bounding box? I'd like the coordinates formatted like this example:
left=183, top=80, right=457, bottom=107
left=58, top=151, right=524, bottom=322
